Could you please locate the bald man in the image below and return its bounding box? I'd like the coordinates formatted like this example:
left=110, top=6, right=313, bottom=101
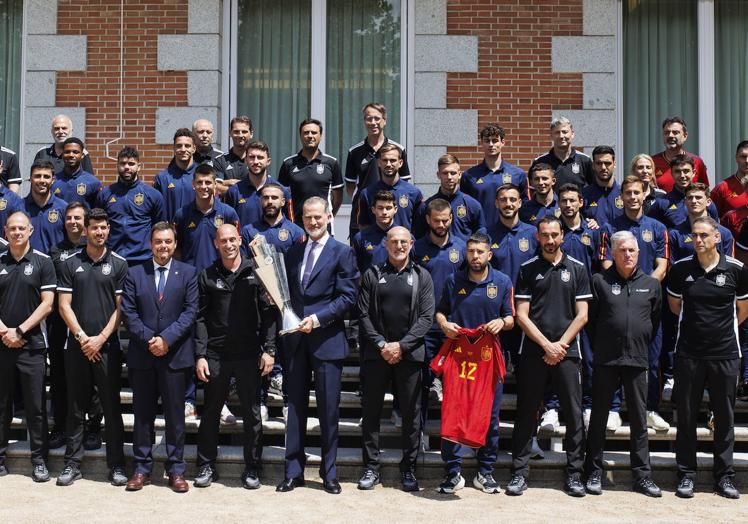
left=357, top=226, right=435, bottom=492
left=192, top=119, right=224, bottom=166
left=34, top=115, right=95, bottom=175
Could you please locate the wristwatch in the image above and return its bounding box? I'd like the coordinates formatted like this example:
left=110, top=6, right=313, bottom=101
left=74, top=330, right=85, bottom=341
left=377, top=340, right=386, bottom=351
left=15, top=326, right=25, bottom=338
left=264, top=346, right=277, bottom=358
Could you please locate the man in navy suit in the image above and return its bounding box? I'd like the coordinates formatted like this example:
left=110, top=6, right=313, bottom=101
left=276, top=196, right=359, bottom=494
left=120, top=222, right=198, bottom=492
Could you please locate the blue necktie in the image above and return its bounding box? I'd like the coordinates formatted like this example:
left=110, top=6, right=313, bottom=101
left=156, top=266, right=166, bottom=302
left=301, top=241, right=318, bottom=289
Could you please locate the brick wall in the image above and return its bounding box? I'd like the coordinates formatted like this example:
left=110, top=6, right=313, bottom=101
left=446, top=0, right=585, bottom=172
left=56, top=0, right=188, bottom=184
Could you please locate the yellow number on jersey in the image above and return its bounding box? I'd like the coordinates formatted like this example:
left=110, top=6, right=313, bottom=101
left=458, top=361, right=477, bottom=381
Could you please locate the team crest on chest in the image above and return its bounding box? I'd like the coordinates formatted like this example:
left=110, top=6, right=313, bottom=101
left=316, top=164, right=325, bottom=175
left=449, top=248, right=459, bottom=264
left=614, top=196, right=624, bottom=209
left=581, top=234, right=591, bottom=246
left=48, top=209, right=60, bottom=223
left=76, top=183, right=87, bottom=196
left=502, top=174, right=512, bottom=184
left=102, top=263, right=112, bottom=275
left=611, top=283, right=621, bottom=295
left=399, top=194, right=409, bottom=208
left=0, top=199, right=6, bottom=211
left=456, top=205, right=467, bottom=218
left=23, top=264, right=33, bottom=276
left=641, top=229, right=653, bottom=243
left=571, top=163, right=580, bottom=174
left=481, top=346, right=492, bottom=361
left=554, top=208, right=561, bottom=218
left=487, top=283, right=498, bottom=299
left=214, top=215, right=224, bottom=228
left=560, top=269, right=571, bottom=282
left=716, top=274, right=726, bottom=287
left=518, top=238, right=530, bottom=252
left=133, top=193, right=145, bottom=206
left=278, top=229, right=289, bottom=241
left=216, top=279, right=225, bottom=289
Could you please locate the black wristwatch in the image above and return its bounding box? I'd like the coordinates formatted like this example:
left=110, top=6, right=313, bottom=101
left=264, top=347, right=277, bottom=358
left=15, top=326, right=25, bottom=338
left=377, top=340, right=386, bottom=351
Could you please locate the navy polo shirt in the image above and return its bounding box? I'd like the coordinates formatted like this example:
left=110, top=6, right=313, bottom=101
left=600, top=214, right=668, bottom=274
left=51, top=168, right=101, bottom=209
left=413, top=234, right=466, bottom=311
left=669, top=221, right=735, bottom=262
left=560, top=221, right=600, bottom=279
left=647, top=189, right=719, bottom=228
left=174, top=200, right=240, bottom=272
left=437, top=267, right=514, bottom=329
left=224, top=176, right=293, bottom=225
left=486, top=220, right=538, bottom=285
left=95, top=180, right=166, bottom=263
left=414, top=190, right=486, bottom=241
left=581, top=181, right=624, bottom=227
left=518, top=196, right=560, bottom=226
left=460, top=160, right=529, bottom=227
left=530, top=148, right=594, bottom=189
left=22, top=195, right=68, bottom=254
left=153, top=159, right=197, bottom=222
left=352, top=225, right=391, bottom=273
left=357, top=178, right=423, bottom=230
left=240, top=216, right=304, bottom=256
left=0, top=187, right=24, bottom=232
left=277, top=151, right=344, bottom=224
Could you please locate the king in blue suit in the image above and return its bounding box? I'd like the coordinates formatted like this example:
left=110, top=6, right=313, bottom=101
left=120, top=222, right=198, bottom=492
left=276, top=197, right=359, bottom=494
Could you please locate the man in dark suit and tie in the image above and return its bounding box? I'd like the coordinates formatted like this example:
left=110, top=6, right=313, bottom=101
left=277, top=196, right=359, bottom=494
left=120, top=222, right=198, bottom=492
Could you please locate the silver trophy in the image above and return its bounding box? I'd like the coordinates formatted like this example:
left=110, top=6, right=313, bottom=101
left=248, top=235, right=302, bottom=335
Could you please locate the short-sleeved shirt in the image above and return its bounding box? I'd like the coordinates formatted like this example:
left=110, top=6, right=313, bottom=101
left=214, top=149, right=248, bottom=182
left=224, top=176, right=293, bottom=225
left=530, top=148, right=594, bottom=190
left=193, top=146, right=224, bottom=169
left=240, top=216, right=304, bottom=257
left=460, top=160, right=529, bottom=227
left=0, top=248, right=56, bottom=349
left=437, top=267, right=515, bottom=329
left=34, top=144, right=95, bottom=175
left=352, top=224, right=390, bottom=273
left=414, top=190, right=486, bottom=241
left=174, top=200, right=240, bottom=273
left=413, top=234, right=466, bottom=311
left=357, top=178, right=423, bottom=231
left=95, top=180, right=166, bottom=263
left=277, top=151, right=344, bottom=224
left=153, top=159, right=197, bottom=222
left=647, top=189, right=719, bottom=228
left=344, top=137, right=411, bottom=200
left=600, top=214, right=668, bottom=274
left=581, top=181, right=624, bottom=227
left=57, top=248, right=129, bottom=338
left=486, top=220, right=538, bottom=285
left=518, top=196, right=560, bottom=226
left=667, top=254, right=748, bottom=359
left=49, top=237, right=87, bottom=275
left=0, top=186, right=24, bottom=232
left=669, top=221, right=735, bottom=262
left=51, top=168, right=101, bottom=209
left=652, top=150, right=709, bottom=193
left=22, top=194, right=68, bottom=254
left=561, top=220, right=600, bottom=279
left=0, top=146, right=22, bottom=187
left=711, top=175, right=748, bottom=220
left=515, top=253, right=592, bottom=358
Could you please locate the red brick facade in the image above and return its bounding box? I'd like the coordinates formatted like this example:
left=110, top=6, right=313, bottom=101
left=446, top=0, right=585, bottom=172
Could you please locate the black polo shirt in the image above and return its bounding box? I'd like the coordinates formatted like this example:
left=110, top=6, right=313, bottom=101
left=378, top=260, right=417, bottom=342
left=278, top=151, right=344, bottom=223
left=0, top=248, right=56, bottom=349
left=57, top=248, right=129, bottom=337
left=33, top=144, right=95, bottom=176
left=344, top=137, right=411, bottom=199
left=0, top=145, right=22, bottom=186
left=49, top=237, right=87, bottom=275
left=193, top=146, right=224, bottom=167
left=213, top=148, right=248, bottom=182
left=515, top=253, right=592, bottom=358
left=667, top=254, right=748, bottom=360
left=530, top=148, right=593, bottom=189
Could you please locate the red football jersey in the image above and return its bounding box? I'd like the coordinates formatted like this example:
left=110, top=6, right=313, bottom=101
left=721, top=206, right=748, bottom=238
left=430, top=327, right=505, bottom=448
left=711, top=175, right=748, bottom=220
left=652, top=151, right=708, bottom=193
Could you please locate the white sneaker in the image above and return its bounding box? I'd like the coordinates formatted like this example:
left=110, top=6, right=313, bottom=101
left=583, top=408, right=591, bottom=431
left=606, top=411, right=622, bottom=432
left=282, top=406, right=288, bottom=424
left=220, top=404, right=236, bottom=425
left=539, top=409, right=559, bottom=432
left=184, top=402, right=197, bottom=421
left=391, top=410, right=402, bottom=428
left=260, top=404, right=269, bottom=422
left=662, top=378, right=675, bottom=402
left=646, top=411, right=670, bottom=431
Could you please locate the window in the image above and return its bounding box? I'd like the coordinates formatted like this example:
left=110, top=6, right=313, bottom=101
left=231, top=0, right=405, bottom=172
left=0, top=0, right=23, bottom=152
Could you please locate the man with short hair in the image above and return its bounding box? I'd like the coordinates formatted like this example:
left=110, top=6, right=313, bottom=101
left=56, top=208, right=128, bottom=487
left=461, top=123, right=529, bottom=227
left=0, top=212, right=56, bottom=482
left=0, top=176, right=23, bottom=231
left=581, top=145, right=623, bottom=227
left=668, top=217, right=748, bottom=499
left=240, top=183, right=304, bottom=257
left=669, top=183, right=734, bottom=262
left=651, top=117, right=709, bottom=193
left=279, top=119, right=344, bottom=224
left=519, top=164, right=559, bottom=226
left=0, top=144, right=22, bottom=193
left=710, top=141, right=748, bottom=220
left=51, top=138, right=101, bottom=208
left=34, top=114, right=94, bottom=176
left=23, top=161, right=68, bottom=254
left=530, top=117, right=593, bottom=190
left=352, top=190, right=396, bottom=274
left=95, top=147, right=166, bottom=266
left=214, top=116, right=254, bottom=193
left=154, top=128, right=198, bottom=222
left=192, top=119, right=224, bottom=166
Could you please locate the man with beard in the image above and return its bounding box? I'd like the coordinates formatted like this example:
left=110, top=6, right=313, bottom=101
left=154, top=129, right=198, bottom=222
left=581, top=146, right=623, bottom=227
left=279, top=119, right=344, bottom=225
left=352, top=190, right=396, bottom=274
left=95, top=147, right=166, bottom=266
left=214, top=116, right=254, bottom=194
left=22, top=161, right=68, bottom=254
left=530, top=117, right=593, bottom=190
left=34, top=115, right=94, bottom=176
left=225, top=141, right=293, bottom=226
left=506, top=216, right=590, bottom=497
left=651, top=117, right=709, bottom=193
left=192, top=119, right=224, bottom=166
left=711, top=141, right=748, bottom=221
left=51, top=138, right=101, bottom=208
left=519, top=164, right=559, bottom=226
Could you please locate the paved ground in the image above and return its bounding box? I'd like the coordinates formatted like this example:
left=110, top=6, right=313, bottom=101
left=1, top=474, right=747, bottom=523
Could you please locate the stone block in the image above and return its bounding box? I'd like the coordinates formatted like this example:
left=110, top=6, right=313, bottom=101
left=413, top=146, right=446, bottom=190
left=552, top=36, right=615, bottom=73
left=188, top=71, right=221, bottom=107
left=156, top=107, right=219, bottom=144
left=552, top=109, right=616, bottom=148
left=583, top=0, right=617, bottom=36
left=415, top=0, right=446, bottom=35
left=26, top=36, right=87, bottom=71
left=24, top=107, right=86, bottom=144
left=415, top=35, right=478, bottom=73
left=188, top=0, right=221, bottom=34
left=26, top=0, right=57, bottom=34
left=157, top=35, right=220, bottom=71
left=25, top=72, right=56, bottom=107
left=415, top=73, right=446, bottom=108
left=583, top=73, right=615, bottom=110
left=414, top=109, right=477, bottom=146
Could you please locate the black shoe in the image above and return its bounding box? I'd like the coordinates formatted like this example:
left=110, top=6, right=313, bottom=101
left=530, top=437, right=545, bottom=460
left=0, top=464, right=7, bottom=477
left=323, top=478, right=342, bottom=494
left=194, top=465, right=219, bottom=488
left=473, top=472, right=501, bottom=494
left=48, top=429, right=66, bottom=449
left=436, top=472, right=465, bottom=494
left=241, top=468, right=261, bottom=490
left=676, top=477, right=694, bottom=499
left=402, top=471, right=419, bottom=492
left=737, top=380, right=748, bottom=402
left=505, top=474, right=527, bottom=496
left=109, top=466, right=127, bottom=486
left=83, top=431, right=102, bottom=451
left=357, top=469, right=380, bottom=490
left=633, top=477, right=661, bottom=498
left=276, top=477, right=305, bottom=492
left=32, top=463, right=51, bottom=483
left=715, top=477, right=740, bottom=499
left=585, top=472, right=602, bottom=495
left=56, top=464, right=82, bottom=486
left=564, top=473, right=586, bottom=497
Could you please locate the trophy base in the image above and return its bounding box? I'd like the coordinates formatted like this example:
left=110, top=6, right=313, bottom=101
left=279, top=307, right=302, bottom=337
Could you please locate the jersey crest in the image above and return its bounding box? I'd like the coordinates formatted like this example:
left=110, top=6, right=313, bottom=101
left=214, top=215, right=224, bottom=228
left=481, top=345, right=492, bottom=361
left=102, top=263, right=112, bottom=276
left=278, top=229, right=289, bottom=241
left=456, top=205, right=467, bottom=218
left=399, top=194, right=409, bottom=208
left=571, top=163, right=580, bottom=174
left=23, top=263, right=33, bottom=276
left=133, top=193, right=145, bottom=206
left=560, top=269, right=571, bottom=282
left=716, top=274, right=726, bottom=286
left=641, top=229, right=653, bottom=243
left=502, top=174, right=512, bottom=184
left=77, top=183, right=87, bottom=196
left=48, top=209, right=60, bottom=223
left=581, top=233, right=591, bottom=246
left=0, top=199, right=6, bottom=211
left=486, top=283, right=498, bottom=299
left=614, top=196, right=623, bottom=209
left=316, top=164, right=325, bottom=175
left=449, top=248, right=459, bottom=264
left=518, top=238, right=530, bottom=252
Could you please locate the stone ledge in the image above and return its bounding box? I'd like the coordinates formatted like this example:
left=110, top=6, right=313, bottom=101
left=552, top=36, right=615, bottom=73
left=26, top=35, right=87, bottom=71
left=157, top=34, right=220, bottom=71
left=415, top=35, right=478, bottom=73
left=414, top=109, right=477, bottom=146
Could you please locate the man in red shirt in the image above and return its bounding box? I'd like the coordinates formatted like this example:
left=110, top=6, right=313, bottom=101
left=711, top=141, right=748, bottom=221
left=651, top=117, right=709, bottom=193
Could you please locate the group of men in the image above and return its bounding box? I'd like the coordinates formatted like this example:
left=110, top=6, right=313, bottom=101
left=0, top=110, right=746, bottom=501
